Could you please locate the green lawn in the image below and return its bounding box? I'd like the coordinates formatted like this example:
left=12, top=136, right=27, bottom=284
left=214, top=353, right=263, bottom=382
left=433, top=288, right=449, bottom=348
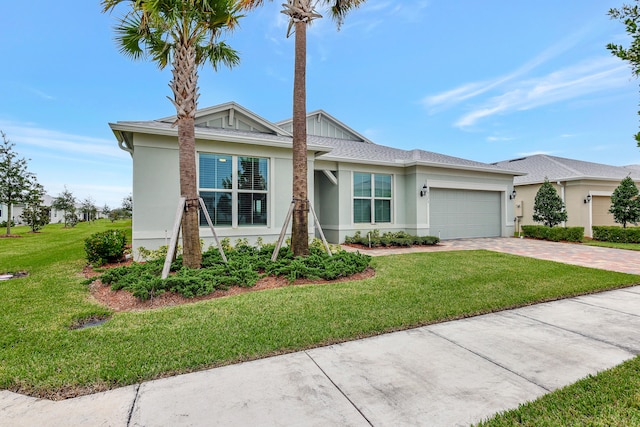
left=1, top=220, right=639, bottom=404
left=583, top=240, right=640, bottom=251
left=477, top=356, right=640, bottom=426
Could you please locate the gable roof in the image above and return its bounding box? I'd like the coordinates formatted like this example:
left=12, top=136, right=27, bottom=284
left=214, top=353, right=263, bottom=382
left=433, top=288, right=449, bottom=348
left=493, top=154, right=640, bottom=185
left=276, top=110, right=374, bottom=144
left=159, top=102, right=292, bottom=137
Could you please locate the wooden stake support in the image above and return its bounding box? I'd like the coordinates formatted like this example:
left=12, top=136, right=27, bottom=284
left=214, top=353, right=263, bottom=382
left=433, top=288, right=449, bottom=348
left=271, top=199, right=332, bottom=262
left=162, top=197, right=227, bottom=279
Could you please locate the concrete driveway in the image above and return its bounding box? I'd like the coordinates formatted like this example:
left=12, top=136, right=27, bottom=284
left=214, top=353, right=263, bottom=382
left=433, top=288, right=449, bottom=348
left=2, top=238, right=640, bottom=426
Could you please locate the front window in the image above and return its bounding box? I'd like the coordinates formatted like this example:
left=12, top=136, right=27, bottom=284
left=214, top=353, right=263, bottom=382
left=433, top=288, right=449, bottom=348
left=199, top=154, right=268, bottom=227
left=353, top=172, right=392, bottom=223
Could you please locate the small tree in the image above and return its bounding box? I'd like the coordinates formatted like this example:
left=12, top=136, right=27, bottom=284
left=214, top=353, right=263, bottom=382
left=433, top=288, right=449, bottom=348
left=609, top=176, right=640, bottom=227
left=52, top=187, right=78, bottom=228
left=101, top=204, right=111, bottom=219
left=0, top=130, right=37, bottom=235
left=121, top=194, right=132, bottom=219
left=533, top=178, right=568, bottom=227
left=20, top=182, right=50, bottom=232
left=80, top=196, right=98, bottom=222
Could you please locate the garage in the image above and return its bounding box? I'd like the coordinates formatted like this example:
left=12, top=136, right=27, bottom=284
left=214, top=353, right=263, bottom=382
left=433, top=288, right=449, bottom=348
left=591, top=195, right=616, bottom=226
left=430, top=188, right=501, bottom=239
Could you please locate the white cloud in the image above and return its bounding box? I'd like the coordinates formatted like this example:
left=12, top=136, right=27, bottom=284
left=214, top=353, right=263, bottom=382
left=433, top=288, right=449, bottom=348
left=0, top=121, right=128, bottom=160
left=455, top=57, right=630, bottom=128
left=487, top=136, right=514, bottom=142
left=26, top=87, right=55, bottom=100
left=517, top=150, right=556, bottom=157
left=422, top=28, right=587, bottom=112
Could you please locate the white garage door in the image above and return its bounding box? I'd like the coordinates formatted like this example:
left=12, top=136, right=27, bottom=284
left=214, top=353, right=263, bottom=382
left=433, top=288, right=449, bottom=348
left=430, top=188, right=501, bottom=239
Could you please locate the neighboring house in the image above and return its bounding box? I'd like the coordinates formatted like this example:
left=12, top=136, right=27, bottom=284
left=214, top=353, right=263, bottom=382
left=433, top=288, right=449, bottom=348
left=493, top=155, right=640, bottom=237
left=0, top=203, right=7, bottom=224
left=109, top=102, right=522, bottom=254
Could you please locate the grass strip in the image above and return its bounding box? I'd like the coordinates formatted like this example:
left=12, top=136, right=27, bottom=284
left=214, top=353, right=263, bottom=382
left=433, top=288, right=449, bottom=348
left=476, top=355, right=640, bottom=426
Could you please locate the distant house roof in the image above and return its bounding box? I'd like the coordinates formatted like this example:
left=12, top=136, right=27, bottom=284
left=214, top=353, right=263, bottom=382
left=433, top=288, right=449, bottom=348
left=493, top=154, right=640, bottom=185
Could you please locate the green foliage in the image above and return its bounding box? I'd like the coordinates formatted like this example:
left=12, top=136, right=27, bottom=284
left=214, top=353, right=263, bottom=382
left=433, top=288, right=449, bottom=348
left=609, top=176, right=640, bottom=227
left=52, top=186, right=77, bottom=228
left=344, top=230, right=440, bottom=248
left=477, top=356, right=640, bottom=426
left=0, top=130, right=39, bottom=235
left=521, top=225, right=584, bottom=242
left=533, top=179, right=568, bottom=227
left=84, top=229, right=128, bottom=266
left=608, top=2, right=640, bottom=146
left=592, top=225, right=640, bottom=243
left=101, top=241, right=371, bottom=301
left=20, top=182, right=49, bottom=232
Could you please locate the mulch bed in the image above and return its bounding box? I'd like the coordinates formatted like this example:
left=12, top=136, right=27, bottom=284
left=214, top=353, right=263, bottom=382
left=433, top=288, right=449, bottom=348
left=83, top=261, right=375, bottom=312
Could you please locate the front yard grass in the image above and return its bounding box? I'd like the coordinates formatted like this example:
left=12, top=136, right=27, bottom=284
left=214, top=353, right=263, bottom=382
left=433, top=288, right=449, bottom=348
left=477, top=355, right=640, bottom=426
left=582, top=239, right=640, bottom=251
left=1, top=221, right=639, bottom=401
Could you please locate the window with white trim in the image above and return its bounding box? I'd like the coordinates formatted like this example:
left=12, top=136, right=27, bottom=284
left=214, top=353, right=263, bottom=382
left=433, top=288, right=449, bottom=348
left=199, top=154, right=268, bottom=226
left=353, top=172, right=392, bottom=223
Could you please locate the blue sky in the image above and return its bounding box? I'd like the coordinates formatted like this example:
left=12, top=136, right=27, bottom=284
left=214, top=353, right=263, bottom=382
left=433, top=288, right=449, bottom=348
left=1, top=0, right=639, bottom=208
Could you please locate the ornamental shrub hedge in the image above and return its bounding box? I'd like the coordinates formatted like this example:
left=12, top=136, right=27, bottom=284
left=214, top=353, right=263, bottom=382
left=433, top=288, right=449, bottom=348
left=344, top=230, right=440, bottom=248
left=99, top=241, right=371, bottom=301
left=85, top=229, right=127, bottom=266
left=521, top=225, right=584, bottom=242
left=592, top=226, right=640, bottom=243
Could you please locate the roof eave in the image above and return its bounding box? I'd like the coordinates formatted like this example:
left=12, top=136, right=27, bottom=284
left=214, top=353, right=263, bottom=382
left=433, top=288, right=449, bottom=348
left=109, top=122, right=332, bottom=154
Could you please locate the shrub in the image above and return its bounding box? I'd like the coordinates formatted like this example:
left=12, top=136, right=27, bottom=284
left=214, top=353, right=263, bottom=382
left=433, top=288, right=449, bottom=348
left=344, top=230, right=440, bottom=248
left=592, top=226, right=640, bottom=243
left=85, top=229, right=127, bottom=266
left=521, top=225, right=584, bottom=242
left=99, top=240, right=371, bottom=301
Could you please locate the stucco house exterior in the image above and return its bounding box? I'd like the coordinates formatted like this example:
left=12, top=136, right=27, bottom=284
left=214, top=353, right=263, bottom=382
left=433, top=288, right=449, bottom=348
left=109, top=102, right=522, bottom=254
left=0, top=203, right=7, bottom=224
left=493, top=155, right=640, bottom=237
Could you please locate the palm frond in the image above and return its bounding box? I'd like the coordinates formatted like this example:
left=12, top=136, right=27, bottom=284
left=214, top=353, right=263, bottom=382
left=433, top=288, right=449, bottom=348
left=198, top=41, right=241, bottom=70
left=324, top=0, right=366, bottom=28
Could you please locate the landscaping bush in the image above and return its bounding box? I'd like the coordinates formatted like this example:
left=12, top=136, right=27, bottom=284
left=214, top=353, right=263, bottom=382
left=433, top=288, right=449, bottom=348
left=344, top=230, right=440, bottom=248
left=592, top=226, right=640, bottom=243
left=99, top=241, right=371, bottom=301
left=84, top=229, right=128, bottom=266
left=521, top=225, right=584, bottom=242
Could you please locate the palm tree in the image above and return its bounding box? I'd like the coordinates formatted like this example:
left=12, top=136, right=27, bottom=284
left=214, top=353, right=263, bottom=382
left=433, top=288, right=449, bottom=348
left=101, top=0, right=242, bottom=268
left=240, top=0, right=365, bottom=257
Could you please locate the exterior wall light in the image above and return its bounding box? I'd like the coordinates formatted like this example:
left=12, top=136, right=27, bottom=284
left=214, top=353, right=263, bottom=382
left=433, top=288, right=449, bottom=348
left=509, top=189, right=517, bottom=200
left=420, top=184, right=428, bottom=197
left=584, top=194, right=592, bottom=204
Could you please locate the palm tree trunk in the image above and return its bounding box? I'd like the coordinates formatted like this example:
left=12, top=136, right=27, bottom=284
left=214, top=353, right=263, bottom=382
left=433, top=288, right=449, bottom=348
left=291, top=20, right=309, bottom=257
left=172, top=40, right=202, bottom=268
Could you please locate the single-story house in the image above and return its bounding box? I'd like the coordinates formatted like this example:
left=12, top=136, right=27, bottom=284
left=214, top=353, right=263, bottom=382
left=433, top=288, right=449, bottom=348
left=0, top=203, right=7, bottom=224
left=493, top=154, right=640, bottom=237
left=109, top=102, right=522, bottom=254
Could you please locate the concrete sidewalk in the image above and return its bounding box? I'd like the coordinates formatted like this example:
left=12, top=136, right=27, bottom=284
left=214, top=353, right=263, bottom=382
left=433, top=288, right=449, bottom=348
left=3, top=285, right=640, bottom=426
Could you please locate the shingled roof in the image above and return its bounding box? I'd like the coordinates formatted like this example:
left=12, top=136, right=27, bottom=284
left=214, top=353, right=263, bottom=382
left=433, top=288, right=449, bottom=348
left=493, top=154, right=640, bottom=185
left=312, top=135, right=522, bottom=175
